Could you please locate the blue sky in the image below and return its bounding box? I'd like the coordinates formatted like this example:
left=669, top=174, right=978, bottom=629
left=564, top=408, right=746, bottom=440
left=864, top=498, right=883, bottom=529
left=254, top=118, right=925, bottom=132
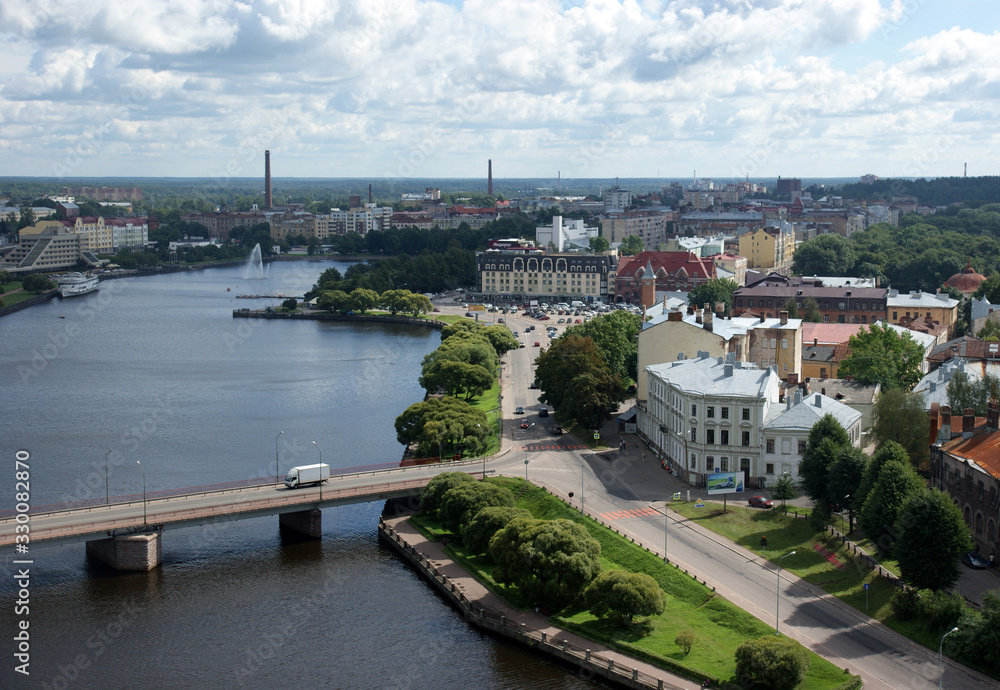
left=0, top=0, right=997, bottom=183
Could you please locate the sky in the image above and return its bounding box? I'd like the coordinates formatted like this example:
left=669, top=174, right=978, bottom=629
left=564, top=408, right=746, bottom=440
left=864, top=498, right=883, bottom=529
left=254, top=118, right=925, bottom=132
left=0, top=0, right=998, bottom=184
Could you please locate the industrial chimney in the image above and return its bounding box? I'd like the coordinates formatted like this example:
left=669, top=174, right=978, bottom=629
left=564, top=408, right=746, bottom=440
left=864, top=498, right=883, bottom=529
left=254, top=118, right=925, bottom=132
left=488, top=159, right=494, bottom=196
left=264, top=150, right=272, bottom=209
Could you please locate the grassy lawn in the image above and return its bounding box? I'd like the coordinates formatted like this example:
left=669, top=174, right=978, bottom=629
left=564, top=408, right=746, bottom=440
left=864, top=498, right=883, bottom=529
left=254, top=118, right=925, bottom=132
left=564, top=421, right=609, bottom=449
left=0, top=281, right=41, bottom=306
left=411, top=478, right=860, bottom=689
left=467, top=380, right=502, bottom=456
left=670, top=500, right=940, bottom=652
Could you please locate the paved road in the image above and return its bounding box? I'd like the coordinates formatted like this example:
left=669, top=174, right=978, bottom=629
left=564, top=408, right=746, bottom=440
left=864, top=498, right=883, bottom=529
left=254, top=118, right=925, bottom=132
left=474, top=301, right=998, bottom=690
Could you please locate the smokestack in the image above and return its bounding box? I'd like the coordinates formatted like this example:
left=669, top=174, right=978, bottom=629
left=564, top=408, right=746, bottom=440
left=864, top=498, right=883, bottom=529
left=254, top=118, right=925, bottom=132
left=369, top=183, right=372, bottom=204
left=488, top=159, right=494, bottom=196
left=264, top=150, right=272, bottom=210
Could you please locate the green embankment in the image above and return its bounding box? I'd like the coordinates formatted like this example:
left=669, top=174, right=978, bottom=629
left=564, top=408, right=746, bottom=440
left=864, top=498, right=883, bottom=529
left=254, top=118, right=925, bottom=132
left=411, top=478, right=861, bottom=689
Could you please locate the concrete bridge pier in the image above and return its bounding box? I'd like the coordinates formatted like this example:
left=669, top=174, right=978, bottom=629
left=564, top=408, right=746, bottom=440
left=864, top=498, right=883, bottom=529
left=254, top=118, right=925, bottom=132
left=279, top=509, right=322, bottom=538
left=86, top=532, right=162, bottom=571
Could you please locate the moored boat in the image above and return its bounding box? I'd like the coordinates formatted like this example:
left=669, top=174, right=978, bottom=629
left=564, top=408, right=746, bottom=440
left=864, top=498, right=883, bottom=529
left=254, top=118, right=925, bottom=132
left=55, top=272, right=100, bottom=297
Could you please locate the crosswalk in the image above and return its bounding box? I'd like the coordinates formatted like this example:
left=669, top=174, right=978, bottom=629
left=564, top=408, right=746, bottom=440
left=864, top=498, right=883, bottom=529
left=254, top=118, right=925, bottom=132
left=520, top=443, right=588, bottom=451
left=600, top=507, right=660, bottom=521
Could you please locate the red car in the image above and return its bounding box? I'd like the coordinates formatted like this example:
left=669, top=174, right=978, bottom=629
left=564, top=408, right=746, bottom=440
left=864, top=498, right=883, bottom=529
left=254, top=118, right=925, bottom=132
left=534, top=341, right=540, bottom=347
left=520, top=421, right=530, bottom=429
left=748, top=496, right=773, bottom=509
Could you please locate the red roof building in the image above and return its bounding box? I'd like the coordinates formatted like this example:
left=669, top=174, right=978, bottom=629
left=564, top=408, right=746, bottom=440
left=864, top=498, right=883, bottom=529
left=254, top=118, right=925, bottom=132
left=945, top=260, right=987, bottom=295
left=614, top=251, right=716, bottom=303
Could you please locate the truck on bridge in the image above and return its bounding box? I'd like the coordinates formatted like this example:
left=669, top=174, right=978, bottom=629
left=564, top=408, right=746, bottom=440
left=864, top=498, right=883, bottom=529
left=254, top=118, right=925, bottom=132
left=284, top=464, right=330, bottom=489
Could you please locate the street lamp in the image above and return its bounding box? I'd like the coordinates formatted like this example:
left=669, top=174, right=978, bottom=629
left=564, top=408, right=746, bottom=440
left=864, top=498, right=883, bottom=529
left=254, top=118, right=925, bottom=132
left=663, top=498, right=669, bottom=563
left=105, top=449, right=113, bottom=504
left=312, top=441, right=322, bottom=501
left=844, top=494, right=853, bottom=535
left=275, top=431, right=284, bottom=483
left=477, top=424, right=486, bottom=478
left=939, top=626, right=959, bottom=689
left=136, top=460, right=146, bottom=528
left=775, top=550, right=796, bottom=635
left=524, top=423, right=535, bottom=480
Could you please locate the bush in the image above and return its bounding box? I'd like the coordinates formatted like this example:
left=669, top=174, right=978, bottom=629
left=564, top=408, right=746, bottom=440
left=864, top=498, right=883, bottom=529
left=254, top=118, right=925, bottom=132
left=281, top=298, right=297, bottom=311
left=890, top=587, right=921, bottom=622
left=584, top=570, right=666, bottom=624
left=892, top=588, right=966, bottom=633
left=439, top=482, right=515, bottom=532
left=462, top=506, right=531, bottom=555
left=420, top=472, right=476, bottom=518
left=674, top=631, right=694, bottom=655
left=734, top=636, right=810, bottom=690
left=809, top=505, right=833, bottom=532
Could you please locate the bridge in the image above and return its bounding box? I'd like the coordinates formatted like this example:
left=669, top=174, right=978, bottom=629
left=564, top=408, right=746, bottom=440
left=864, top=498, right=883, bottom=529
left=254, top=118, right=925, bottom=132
left=0, top=461, right=485, bottom=571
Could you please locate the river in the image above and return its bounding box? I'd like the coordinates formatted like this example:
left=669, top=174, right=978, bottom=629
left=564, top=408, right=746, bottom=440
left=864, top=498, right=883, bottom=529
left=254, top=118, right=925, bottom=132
left=0, top=260, right=603, bottom=689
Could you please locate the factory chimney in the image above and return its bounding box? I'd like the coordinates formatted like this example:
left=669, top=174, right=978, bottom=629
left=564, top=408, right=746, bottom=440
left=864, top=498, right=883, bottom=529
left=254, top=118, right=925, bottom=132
left=368, top=183, right=372, bottom=204
left=264, top=150, right=272, bottom=209
left=488, top=159, right=494, bottom=196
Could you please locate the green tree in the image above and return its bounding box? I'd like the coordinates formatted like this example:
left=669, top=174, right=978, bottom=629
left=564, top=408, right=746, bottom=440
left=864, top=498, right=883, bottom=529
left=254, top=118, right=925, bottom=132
left=489, top=517, right=602, bottom=606
left=734, top=636, right=810, bottom=690
left=801, top=297, right=823, bottom=322
left=317, top=289, right=349, bottom=313
left=674, top=631, right=695, bottom=655
left=378, top=289, right=411, bottom=315
left=826, top=446, right=868, bottom=533
left=952, top=591, right=1000, bottom=674
left=21, top=274, right=55, bottom=293
left=404, top=293, right=433, bottom=317
left=895, top=489, right=972, bottom=590
left=533, top=334, right=626, bottom=428
left=947, top=369, right=1000, bottom=415
left=439, top=481, right=515, bottom=532
left=858, top=459, right=926, bottom=556
left=782, top=298, right=799, bottom=319
left=838, top=322, right=925, bottom=390
left=0, top=270, right=12, bottom=286
left=687, top=278, right=739, bottom=317
left=870, top=388, right=930, bottom=469
left=419, top=358, right=493, bottom=400
left=799, top=414, right=851, bottom=504
left=565, top=310, right=642, bottom=381
left=771, top=473, right=797, bottom=514
left=791, top=233, right=856, bottom=276
left=462, top=506, right=531, bottom=554
left=584, top=570, right=666, bottom=624
left=478, top=325, right=519, bottom=357
left=978, top=320, right=1000, bottom=341
left=619, top=235, right=643, bottom=256
left=420, top=472, right=476, bottom=517
left=347, top=287, right=379, bottom=313
left=281, top=298, right=297, bottom=311
left=856, top=440, right=910, bottom=512
left=16, top=206, right=36, bottom=230
left=395, top=397, right=490, bottom=458
left=589, top=236, right=610, bottom=253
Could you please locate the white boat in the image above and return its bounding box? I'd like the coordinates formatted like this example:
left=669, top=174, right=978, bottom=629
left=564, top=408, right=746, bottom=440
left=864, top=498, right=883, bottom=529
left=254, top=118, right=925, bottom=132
left=55, top=272, right=100, bottom=298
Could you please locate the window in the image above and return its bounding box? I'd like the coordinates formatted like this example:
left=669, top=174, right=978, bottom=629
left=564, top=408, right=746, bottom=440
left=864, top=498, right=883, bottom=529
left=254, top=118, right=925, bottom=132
left=707, top=406, right=715, bottom=419
left=721, top=430, right=729, bottom=445
left=798, top=440, right=807, bottom=454
left=766, top=463, right=774, bottom=474
left=691, top=403, right=697, bottom=416
left=766, top=439, right=775, bottom=453
left=721, top=407, right=729, bottom=420
left=781, top=338, right=788, bottom=349
left=741, top=408, right=750, bottom=421
left=706, top=429, right=715, bottom=444
left=820, top=367, right=827, bottom=379
left=690, top=427, right=696, bottom=443
left=742, top=431, right=751, bottom=447
left=706, top=456, right=714, bottom=471
left=741, top=458, right=750, bottom=472
left=838, top=314, right=845, bottom=323
left=892, top=311, right=897, bottom=320
left=690, top=453, right=696, bottom=469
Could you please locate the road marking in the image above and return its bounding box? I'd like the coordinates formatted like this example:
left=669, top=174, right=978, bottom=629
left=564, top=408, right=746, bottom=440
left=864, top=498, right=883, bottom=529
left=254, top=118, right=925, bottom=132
left=600, top=507, right=660, bottom=521
left=521, top=444, right=586, bottom=451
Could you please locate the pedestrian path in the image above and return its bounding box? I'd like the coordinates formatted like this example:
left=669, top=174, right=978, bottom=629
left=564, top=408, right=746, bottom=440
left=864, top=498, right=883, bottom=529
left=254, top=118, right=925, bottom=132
left=600, top=507, right=660, bottom=521
left=520, top=443, right=588, bottom=451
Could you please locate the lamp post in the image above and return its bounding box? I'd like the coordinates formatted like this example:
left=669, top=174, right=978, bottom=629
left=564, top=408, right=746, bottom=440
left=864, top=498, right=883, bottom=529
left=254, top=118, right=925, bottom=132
left=663, top=498, right=669, bottom=563
left=105, top=449, right=113, bottom=504
left=844, top=494, right=853, bottom=535
left=275, top=431, right=284, bottom=483
left=939, top=626, right=959, bottom=689
left=136, top=460, right=146, bottom=528
left=775, top=550, right=796, bottom=635
left=312, top=441, right=322, bottom=501
left=524, top=423, right=534, bottom=480
left=477, top=424, right=486, bottom=478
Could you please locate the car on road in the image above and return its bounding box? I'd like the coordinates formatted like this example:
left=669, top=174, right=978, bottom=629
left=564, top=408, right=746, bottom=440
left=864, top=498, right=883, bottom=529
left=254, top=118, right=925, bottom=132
left=575, top=318, right=582, bottom=323
left=498, top=318, right=505, bottom=323
left=551, top=425, right=564, bottom=435
left=538, top=408, right=549, bottom=417
left=748, top=496, right=773, bottom=509
left=520, top=421, right=530, bottom=429
left=515, top=406, right=524, bottom=414
left=963, top=551, right=989, bottom=569
left=534, top=341, right=540, bottom=347
left=529, top=381, right=538, bottom=389
left=557, top=318, right=565, bottom=323
left=519, top=343, right=525, bottom=348
left=513, top=331, right=519, bottom=337
left=465, top=312, right=474, bottom=317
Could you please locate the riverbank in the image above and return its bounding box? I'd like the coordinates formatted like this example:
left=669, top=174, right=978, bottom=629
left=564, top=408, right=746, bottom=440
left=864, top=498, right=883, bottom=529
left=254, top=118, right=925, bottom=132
left=232, top=308, right=446, bottom=329
left=378, top=512, right=698, bottom=690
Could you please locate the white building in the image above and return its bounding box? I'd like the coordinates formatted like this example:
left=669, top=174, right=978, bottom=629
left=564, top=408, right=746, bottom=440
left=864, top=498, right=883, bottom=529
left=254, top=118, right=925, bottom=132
left=603, top=188, right=632, bottom=213
left=535, top=215, right=598, bottom=252
left=640, top=352, right=861, bottom=488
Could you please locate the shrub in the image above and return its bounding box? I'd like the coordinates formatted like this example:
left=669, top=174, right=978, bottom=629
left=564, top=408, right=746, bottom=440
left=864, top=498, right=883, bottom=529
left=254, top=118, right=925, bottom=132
left=674, top=631, right=695, bottom=655
left=462, top=506, right=531, bottom=555
left=584, top=570, right=666, bottom=624
left=734, top=635, right=810, bottom=690
left=439, top=482, right=515, bottom=532
left=282, top=298, right=297, bottom=311
left=420, top=472, right=476, bottom=517
left=890, top=587, right=921, bottom=622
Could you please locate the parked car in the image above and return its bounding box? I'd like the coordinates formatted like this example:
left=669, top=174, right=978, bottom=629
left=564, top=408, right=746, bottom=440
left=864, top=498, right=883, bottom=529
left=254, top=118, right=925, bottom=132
left=514, top=406, right=524, bottom=415
left=552, top=426, right=565, bottom=435
left=963, top=551, right=989, bottom=569
left=498, top=318, right=505, bottom=323
left=538, top=408, right=549, bottom=417
left=534, top=341, right=540, bottom=347
left=520, top=420, right=530, bottom=429
left=529, top=382, right=538, bottom=389
left=519, top=343, right=525, bottom=348
left=748, top=495, right=773, bottom=509
left=465, top=312, right=474, bottom=317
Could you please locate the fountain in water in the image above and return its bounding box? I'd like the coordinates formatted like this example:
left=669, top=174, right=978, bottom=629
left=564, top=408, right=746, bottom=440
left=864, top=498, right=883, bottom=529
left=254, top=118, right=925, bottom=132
left=244, top=243, right=268, bottom=280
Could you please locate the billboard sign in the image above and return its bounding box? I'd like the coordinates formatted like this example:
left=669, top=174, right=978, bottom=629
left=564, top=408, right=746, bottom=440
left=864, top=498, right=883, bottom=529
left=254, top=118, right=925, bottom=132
left=706, top=471, right=745, bottom=495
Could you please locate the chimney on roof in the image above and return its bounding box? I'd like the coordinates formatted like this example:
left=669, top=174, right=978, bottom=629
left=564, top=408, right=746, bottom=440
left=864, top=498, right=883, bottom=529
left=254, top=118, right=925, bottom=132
left=794, top=389, right=802, bottom=405
left=724, top=361, right=734, bottom=377
left=760, top=312, right=766, bottom=323
left=963, top=408, right=976, bottom=438
left=814, top=337, right=818, bottom=346
left=940, top=405, right=952, bottom=440
left=814, top=394, right=822, bottom=407
left=989, top=399, right=1000, bottom=431
left=788, top=372, right=799, bottom=386
left=716, top=302, right=725, bottom=317
left=779, top=310, right=788, bottom=325
left=703, top=303, right=713, bottom=331
left=695, top=307, right=703, bottom=324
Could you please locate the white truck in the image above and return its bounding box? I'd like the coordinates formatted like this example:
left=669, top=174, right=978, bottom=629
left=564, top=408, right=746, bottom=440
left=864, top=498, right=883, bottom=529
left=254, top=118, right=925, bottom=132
left=284, top=463, right=330, bottom=489
left=570, top=300, right=585, bottom=308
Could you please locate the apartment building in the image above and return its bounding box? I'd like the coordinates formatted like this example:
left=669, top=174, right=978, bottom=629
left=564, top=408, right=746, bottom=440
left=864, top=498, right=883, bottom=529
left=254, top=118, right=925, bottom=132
left=476, top=248, right=615, bottom=303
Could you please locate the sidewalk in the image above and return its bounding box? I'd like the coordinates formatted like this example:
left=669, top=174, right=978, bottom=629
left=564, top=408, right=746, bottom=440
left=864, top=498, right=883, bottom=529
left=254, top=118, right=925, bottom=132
left=384, top=515, right=703, bottom=690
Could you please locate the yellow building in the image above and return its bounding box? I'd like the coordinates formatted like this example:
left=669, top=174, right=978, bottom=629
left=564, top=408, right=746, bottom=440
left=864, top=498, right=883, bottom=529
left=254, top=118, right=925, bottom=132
left=5, top=222, right=95, bottom=272
left=737, top=223, right=795, bottom=272
left=886, top=289, right=960, bottom=338
left=71, top=216, right=113, bottom=254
